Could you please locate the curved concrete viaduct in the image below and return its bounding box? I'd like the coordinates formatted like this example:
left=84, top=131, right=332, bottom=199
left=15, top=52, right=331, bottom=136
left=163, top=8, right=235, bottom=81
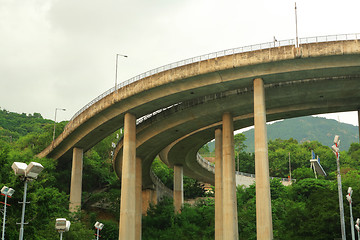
left=38, top=37, right=360, bottom=239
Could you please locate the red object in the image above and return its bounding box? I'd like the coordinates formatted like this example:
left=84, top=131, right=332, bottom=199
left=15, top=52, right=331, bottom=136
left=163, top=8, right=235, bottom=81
left=0, top=193, right=12, bottom=198
left=0, top=202, right=10, bottom=206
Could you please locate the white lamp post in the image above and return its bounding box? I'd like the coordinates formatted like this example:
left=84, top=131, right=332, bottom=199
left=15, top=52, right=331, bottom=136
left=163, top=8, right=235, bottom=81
left=55, top=218, right=70, bottom=240
left=347, top=187, right=355, bottom=240
left=332, top=135, right=346, bottom=240
left=12, top=162, right=44, bottom=240
left=53, top=108, right=66, bottom=141
left=115, top=54, right=128, bottom=91
left=1, top=186, right=15, bottom=240
left=355, top=218, right=360, bottom=240
left=94, top=221, right=104, bottom=240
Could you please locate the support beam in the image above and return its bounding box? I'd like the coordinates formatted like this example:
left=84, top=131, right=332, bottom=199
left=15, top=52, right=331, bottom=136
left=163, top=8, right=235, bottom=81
left=253, top=78, right=273, bottom=239
left=215, top=128, right=223, bottom=240
left=135, top=157, right=142, bottom=240
left=119, top=113, right=137, bottom=240
left=173, top=165, right=184, bottom=213
left=142, top=189, right=157, bottom=215
left=69, top=147, right=83, bottom=213
left=222, top=112, right=238, bottom=240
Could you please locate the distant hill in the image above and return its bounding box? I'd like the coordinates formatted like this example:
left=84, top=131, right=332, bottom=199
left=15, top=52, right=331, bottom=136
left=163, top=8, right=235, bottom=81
left=207, top=116, right=359, bottom=152
left=243, top=116, right=358, bottom=152
left=0, top=108, right=53, bottom=142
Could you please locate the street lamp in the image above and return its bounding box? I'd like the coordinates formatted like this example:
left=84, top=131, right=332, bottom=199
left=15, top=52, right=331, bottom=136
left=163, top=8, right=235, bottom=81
left=355, top=218, right=360, bottom=240
left=94, top=221, right=104, bottom=240
left=55, top=218, right=70, bottom=240
left=12, top=162, right=44, bottom=240
left=115, top=54, right=128, bottom=91
left=332, top=135, right=346, bottom=240
left=1, top=186, right=15, bottom=240
left=347, top=187, right=355, bottom=240
left=53, top=108, right=66, bottom=141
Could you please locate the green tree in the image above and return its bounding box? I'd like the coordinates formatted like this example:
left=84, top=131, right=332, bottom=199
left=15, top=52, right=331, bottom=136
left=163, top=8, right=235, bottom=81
left=234, top=133, right=247, bottom=153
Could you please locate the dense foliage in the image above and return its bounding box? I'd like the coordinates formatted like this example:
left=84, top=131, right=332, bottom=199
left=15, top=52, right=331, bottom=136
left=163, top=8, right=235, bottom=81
left=0, top=110, right=120, bottom=239
left=1, top=109, right=359, bottom=239
left=143, top=175, right=360, bottom=240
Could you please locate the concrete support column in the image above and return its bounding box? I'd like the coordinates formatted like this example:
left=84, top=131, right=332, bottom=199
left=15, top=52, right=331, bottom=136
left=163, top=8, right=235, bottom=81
left=119, top=113, right=137, bottom=240
left=142, top=189, right=157, bottom=215
left=222, top=112, right=238, bottom=240
left=358, top=110, right=360, bottom=142
left=173, top=165, right=184, bottom=213
left=215, top=128, right=223, bottom=240
left=135, top=157, right=142, bottom=240
left=69, top=147, right=83, bottom=213
left=253, top=78, right=273, bottom=239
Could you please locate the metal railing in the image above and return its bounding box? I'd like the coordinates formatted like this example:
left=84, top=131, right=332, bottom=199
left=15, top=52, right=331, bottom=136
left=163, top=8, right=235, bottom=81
left=66, top=33, right=360, bottom=127
left=197, top=153, right=293, bottom=182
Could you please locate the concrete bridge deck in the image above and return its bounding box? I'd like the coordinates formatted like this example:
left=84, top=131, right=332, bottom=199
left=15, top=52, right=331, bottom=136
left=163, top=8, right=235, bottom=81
left=37, top=34, right=360, bottom=240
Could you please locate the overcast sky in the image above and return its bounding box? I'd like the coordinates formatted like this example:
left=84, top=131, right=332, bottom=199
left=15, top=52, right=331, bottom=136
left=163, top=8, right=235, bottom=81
left=1, top=0, right=359, bottom=126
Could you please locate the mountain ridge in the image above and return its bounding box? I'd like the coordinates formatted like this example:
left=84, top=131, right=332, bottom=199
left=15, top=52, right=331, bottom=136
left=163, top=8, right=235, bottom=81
left=243, top=116, right=358, bottom=152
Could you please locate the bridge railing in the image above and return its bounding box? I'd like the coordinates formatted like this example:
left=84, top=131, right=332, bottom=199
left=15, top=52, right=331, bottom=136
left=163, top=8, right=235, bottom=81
left=149, top=169, right=173, bottom=199
left=299, top=33, right=359, bottom=44
left=66, top=33, right=359, bottom=127
left=197, top=153, right=294, bottom=183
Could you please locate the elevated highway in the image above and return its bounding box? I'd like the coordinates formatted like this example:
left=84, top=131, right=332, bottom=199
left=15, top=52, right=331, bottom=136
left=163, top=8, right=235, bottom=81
left=37, top=34, right=360, bottom=240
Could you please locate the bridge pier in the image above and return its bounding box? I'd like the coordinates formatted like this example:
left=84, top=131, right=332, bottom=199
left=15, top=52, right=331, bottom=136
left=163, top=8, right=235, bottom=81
left=136, top=157, right=142, bottom=240
left=358, top=110, right=360, bottom=142
left=69, top=147, right=83, bottom=213
left=174, top=165, right=184, bottom=213
left=222, top=112, right=238, bottom=240
left=142, top=189, right=157, bottom=215
left=214, top=128, right=223, bottom=240
left=254, top=78, right=273, bottom=239
left=119, top=113, right=140, bottom=240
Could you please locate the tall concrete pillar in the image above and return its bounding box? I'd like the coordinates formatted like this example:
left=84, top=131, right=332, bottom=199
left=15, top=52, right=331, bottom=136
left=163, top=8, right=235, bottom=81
left=69, top=147, right=83, bottom=213
left=135, top=157, right=142, bottom=240
left=142, top=189, right=157, bottom=215
left=215, top=128, right=223, bottom=240
left=173, top=165, right=184, bottom=213
left=358, top=110, right=360, bottom=142
left=222, top=112, right=238, bottom=240
left=119, top=113, right=137, bottom=240
left=253, top=78, right=273, bottom=239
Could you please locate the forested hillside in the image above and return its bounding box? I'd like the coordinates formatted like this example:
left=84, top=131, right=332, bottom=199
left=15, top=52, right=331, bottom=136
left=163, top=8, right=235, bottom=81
left=0, top=109, right=53, bottom=142
left=242, top=116, right=358, bottom=152
left=1, top=109, right=360, bottom=239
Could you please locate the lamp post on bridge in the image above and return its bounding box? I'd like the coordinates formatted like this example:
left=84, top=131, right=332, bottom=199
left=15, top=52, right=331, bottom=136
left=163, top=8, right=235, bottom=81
left=53, top=108, right=66, bottom=141
left=115, top=54, right=128, bottom=91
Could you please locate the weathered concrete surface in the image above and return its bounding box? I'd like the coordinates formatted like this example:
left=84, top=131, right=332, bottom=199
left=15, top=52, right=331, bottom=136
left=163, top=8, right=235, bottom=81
left=254, top=78, right=273, bottom=239
left=214, top=128, right=223, bottom=240
left=142, top=189, right=157, bottom=215
left=69, top=147, right=83, bottom=212
left=119, top=113, right=137, bottom=240
left=173, top=165, right=184, bottom=213
left=221, top=113, right=238, bottom=240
